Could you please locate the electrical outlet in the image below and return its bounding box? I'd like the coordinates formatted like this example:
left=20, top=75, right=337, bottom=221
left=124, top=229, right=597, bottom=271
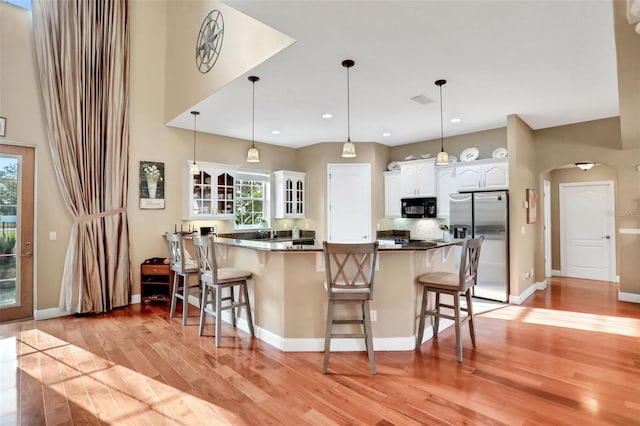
left=370, top=309, right=377, bottom=322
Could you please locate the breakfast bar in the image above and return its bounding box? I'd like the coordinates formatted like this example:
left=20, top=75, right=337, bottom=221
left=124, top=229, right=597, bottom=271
left=212, top=236, right=462, bottom=351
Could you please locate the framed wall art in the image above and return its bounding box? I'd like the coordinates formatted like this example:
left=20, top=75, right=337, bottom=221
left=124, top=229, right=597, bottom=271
left=526, top=188, right=537, bottom=224
left=140, top=161, right=165, bottom=209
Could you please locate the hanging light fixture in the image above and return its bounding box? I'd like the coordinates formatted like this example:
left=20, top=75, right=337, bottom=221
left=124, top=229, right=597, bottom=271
left=341, top=59, right=356, bottom=158
left=246, top=75, right=260, bottom=163
left=190, top=111, right=200, bottom=174
left=575, top=162, right=595, bottom=171
left=435, top=79, right=449, bottom=165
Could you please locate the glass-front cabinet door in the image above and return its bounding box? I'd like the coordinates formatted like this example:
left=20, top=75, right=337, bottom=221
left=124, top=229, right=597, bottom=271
left=274, top=170, right=305, bottom=219
left=184, top=162, right=237, bottom=219
left=216, top=172, right=235, bottom=217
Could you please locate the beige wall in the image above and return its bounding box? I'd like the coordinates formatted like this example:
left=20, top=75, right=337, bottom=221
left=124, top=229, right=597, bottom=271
left=129, top=0, right=299, bottom=297
left=296, top=141, right=389, bottom=242
left=549, top=165, right=619, bottom=272
left=506, top=115, right=537, bottom=297
left=163, top=0, right=294, bottom=122
left=389, top=127, right=507, bottom=164
left=534, top=117, right=640, bottom=296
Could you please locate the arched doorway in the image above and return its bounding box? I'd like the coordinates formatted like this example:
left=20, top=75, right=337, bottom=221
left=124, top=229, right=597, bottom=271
left=543, top=163, right=618, bottom=282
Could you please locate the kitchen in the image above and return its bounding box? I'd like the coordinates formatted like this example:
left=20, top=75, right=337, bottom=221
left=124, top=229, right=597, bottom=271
left=2, top=0, right=638, bottom=322
left=2, top=0, right=640, bottom=423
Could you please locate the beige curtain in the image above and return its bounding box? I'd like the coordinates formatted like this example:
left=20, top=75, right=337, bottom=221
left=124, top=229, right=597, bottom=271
left=33, top=0, right=131, bottom=313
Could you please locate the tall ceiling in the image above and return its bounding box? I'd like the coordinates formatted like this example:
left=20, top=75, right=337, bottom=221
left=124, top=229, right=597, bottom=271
left=168, top=0, right=620, bottom=149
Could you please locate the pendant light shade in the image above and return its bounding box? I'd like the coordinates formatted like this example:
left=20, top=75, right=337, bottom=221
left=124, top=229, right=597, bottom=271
left=190, top=111, right=200, bottom=174
left=246, top=76, right=260, bottom=163
left=435, top=79, right=449, bottom=165
left=341, top=59, right=357, bottom=158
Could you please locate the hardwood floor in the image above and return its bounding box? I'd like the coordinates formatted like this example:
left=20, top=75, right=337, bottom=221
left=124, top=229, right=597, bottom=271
left=1, top=277, right=639, bottom=425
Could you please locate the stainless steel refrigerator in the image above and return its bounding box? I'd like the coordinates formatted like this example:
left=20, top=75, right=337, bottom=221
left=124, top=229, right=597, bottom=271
left=449, top=191, right=509, bottom=302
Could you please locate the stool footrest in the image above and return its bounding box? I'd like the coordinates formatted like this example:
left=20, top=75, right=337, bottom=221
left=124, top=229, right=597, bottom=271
left=330, top=333, right=367, bottom=339
left=332, top=319, right=364, bottom=325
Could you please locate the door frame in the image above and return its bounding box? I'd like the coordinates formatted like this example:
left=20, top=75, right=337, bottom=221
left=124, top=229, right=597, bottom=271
left=0, top=143, right=35, bottom=322
left=559, top=180, right=616, bottom=282
left=543, top=180, right=551, bottom=278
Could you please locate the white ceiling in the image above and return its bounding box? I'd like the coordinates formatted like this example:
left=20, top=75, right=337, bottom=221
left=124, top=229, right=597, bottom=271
left=168, top=0, right=619, bottom=149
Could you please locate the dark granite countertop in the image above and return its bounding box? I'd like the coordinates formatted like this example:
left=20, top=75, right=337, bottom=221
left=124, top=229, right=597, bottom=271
left=213, top=236, right=463, bottom=252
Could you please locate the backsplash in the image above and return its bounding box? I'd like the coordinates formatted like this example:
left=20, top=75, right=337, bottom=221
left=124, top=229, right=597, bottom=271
left=378, top=218, right=449, bottom=240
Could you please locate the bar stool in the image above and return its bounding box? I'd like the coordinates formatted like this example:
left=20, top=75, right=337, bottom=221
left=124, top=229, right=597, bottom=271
left=322, top=241, right=379, bottom=374
left=192, top=236, right=254, bottom=347
left=415, top=236, right=484, bottom=362
left=165, top=232, right=201, bottom=325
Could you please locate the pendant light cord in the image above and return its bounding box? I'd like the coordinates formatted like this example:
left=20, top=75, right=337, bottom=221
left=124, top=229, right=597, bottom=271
left=191, top=111, right=199, bottom=165
left=347, top=66, right=351, bottom=142
left=439, top=83, right=444, bottom=151
left=252, top=80, right=256, bottom=149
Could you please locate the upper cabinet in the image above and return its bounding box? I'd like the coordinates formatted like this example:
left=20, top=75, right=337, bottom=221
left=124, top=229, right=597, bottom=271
left=274, top=170, right=305, bottom=219
left=456, top=158, right=508, bottom=192
left=436, top=165, right=457, bottom=217
left=400, top=159, right=436, bottom=197
left=384, top=171, right=402, bottom=218
left=184, top=161, right=238, bottom=220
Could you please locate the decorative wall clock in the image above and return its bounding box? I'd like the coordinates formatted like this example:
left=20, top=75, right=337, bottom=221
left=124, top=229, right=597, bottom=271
left=195, top=10, right=224, bottom=74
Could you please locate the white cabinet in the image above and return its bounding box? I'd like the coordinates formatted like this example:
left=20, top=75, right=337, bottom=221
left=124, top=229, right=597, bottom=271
left=436, top=165, right=457, bottom=217
left=274, top=170, right=305, bottom=219
left=400, top=159, right=436, bottom=197
left=456, top=158, right=508, bottom=192
left=184, top=161, right=238, bottom=220
left=384, top=171, right=402, bottom=218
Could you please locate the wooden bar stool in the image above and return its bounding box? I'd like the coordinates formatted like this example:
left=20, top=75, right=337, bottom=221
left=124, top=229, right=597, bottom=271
left=165, top=232, right=201, bottom=325
left=415, top=236, right=484, bottom=362
left=192, top=236, right=254, bottom=347
left=322, top=241, right=379, bottom=374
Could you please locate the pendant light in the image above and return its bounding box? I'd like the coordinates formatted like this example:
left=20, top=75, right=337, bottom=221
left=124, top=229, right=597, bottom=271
left=341, top=59, right=356, bottom=158
left=435, top=79, right=449, bottom=165
left=246, top=75, right=260, bottom=163
left=190, top=111, right=200, bottom=174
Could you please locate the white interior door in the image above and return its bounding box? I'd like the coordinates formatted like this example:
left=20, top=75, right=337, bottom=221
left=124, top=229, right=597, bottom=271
left=560, top=181, right=616, bottom=281
left=327, top=163, right=371, bottom=243
left=544, top=180, right=551, bottom=278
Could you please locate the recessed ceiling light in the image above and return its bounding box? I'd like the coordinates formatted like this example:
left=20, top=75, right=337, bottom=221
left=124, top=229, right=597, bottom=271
left=271, top=130, right=281, bottom=135
left=322, top=113, right=333, bottom=119
left=450, top=118, right=461, bottom=123
left=382, top=132, right=391, bottom=137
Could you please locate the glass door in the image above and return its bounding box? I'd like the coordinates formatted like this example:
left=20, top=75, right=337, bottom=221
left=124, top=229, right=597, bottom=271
left=0, top=145, right=34, bottom=322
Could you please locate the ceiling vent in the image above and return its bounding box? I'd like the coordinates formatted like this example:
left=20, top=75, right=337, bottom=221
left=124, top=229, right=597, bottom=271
left=410, top=94, right=434, bottom=105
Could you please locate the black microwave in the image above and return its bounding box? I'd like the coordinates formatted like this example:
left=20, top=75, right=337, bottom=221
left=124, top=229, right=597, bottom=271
left=401, top=197, right=437, bottom=218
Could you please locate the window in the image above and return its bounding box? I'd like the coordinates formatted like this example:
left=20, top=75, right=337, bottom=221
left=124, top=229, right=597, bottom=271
left=3, top=0, right=31, bottom=10
left=234, top=170, right=270, bottom=229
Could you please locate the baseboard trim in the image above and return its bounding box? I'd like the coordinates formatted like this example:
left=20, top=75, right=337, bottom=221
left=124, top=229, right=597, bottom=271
left=35, top=307, right=70, bottom=320
left=551, top=269, right=563, bottom=276
left=509, top=280, right=547, bottom=305
left=619, top=292, right=640, bottom=304
left=258, top=332, right=421, bottom=352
